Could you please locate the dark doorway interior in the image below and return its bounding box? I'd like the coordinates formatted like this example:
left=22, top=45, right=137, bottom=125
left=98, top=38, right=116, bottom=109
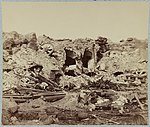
left=82, top=49, right=92, bottom=68
left=64, top=49, right=76, bottom=66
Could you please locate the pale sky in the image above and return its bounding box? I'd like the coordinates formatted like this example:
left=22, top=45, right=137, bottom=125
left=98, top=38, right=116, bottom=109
left=2, top=2, right=149, bottom=42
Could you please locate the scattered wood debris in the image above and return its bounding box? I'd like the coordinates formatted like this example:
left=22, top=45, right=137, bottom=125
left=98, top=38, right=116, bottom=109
left=2, top=32, right=148, bottom=125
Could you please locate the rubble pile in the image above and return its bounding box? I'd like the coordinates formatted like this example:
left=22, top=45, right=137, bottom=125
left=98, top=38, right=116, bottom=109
left=2, top=32, right=148, bottom=125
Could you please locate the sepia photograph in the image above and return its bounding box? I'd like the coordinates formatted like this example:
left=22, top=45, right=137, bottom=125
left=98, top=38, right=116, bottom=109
left=1, top=1, right=149, bottom=125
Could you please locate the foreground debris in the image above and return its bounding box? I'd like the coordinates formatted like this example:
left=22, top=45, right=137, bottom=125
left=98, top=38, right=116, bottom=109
left=2, top=32, right=148, bottom=125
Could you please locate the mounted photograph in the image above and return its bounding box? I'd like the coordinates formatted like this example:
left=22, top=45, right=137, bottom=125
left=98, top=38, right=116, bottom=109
left=1, top=1, right=149, bottom=125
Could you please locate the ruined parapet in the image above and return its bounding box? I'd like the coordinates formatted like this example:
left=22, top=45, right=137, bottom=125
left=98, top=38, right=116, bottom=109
left=37, top=35, right=54, bottom=45
left=98, top=37, right=148, bottom=73
left=25, top=32, right=37, bottom=43
left=3, top=31, right=25, bottom=54
left=3, top=31, right=40, bottom=55
left=25, top=32, right=38, bottom=50
left=37, top=35, right=109, bottom=75
left=68, top=37, right=109, bottom=74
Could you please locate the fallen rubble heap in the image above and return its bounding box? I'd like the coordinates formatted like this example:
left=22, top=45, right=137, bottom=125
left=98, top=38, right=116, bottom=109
left=2, top=32, right=148, bottom=125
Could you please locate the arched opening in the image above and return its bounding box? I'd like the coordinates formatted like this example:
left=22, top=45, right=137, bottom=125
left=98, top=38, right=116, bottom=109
left=82, top=49, right=92, bottom=68
left=64, top=49, right=76, bottom=66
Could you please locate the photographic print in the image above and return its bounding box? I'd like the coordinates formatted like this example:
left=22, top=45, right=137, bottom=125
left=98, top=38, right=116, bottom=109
left=1, top=1, right=149, bottom=125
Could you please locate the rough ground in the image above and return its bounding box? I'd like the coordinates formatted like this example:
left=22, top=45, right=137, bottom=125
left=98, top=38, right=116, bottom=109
left=2, top=31, right=148, bottom=125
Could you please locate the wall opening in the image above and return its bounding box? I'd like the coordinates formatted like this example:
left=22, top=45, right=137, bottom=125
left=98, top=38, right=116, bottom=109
left=82, top=49, right=92, bottom=68
left=64, top=49, right=76, bottom=66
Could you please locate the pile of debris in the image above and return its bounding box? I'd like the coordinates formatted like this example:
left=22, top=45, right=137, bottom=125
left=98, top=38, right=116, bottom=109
left=2, top=32, right=148, bottom=125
